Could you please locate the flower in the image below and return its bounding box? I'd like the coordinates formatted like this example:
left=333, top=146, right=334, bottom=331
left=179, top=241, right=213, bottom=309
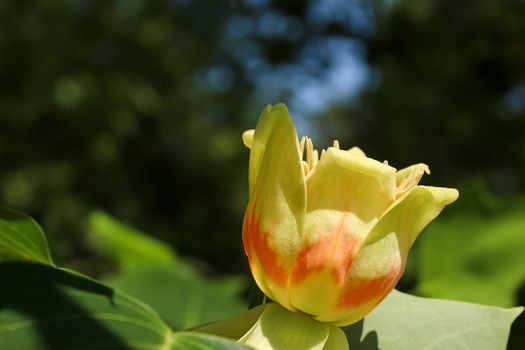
left=241, top=103, right=459, bottom=326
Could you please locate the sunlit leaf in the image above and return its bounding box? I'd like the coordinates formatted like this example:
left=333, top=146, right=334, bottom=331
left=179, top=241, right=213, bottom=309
left=344, top=290, right=522, bottom=350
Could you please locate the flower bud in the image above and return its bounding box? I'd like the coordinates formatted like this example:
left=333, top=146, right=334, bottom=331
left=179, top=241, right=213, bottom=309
left=242, top=104, right=458, bottom=326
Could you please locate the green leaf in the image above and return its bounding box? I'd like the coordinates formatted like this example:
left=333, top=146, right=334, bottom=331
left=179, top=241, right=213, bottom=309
left=0, top=261, right=171, bottom=349
left=416, top=198, right=525, bottom=307
left=0, top=261, right=251, bottom=350
left=106, top=263, right=247, bottom=331
left=0, top=208, right=53, bottom=265
left=89, top=210, right=177, bottom=267
left=0, top=209, right=249, bottom=350
left=90, top=211, right=246, bottom=331
left=172, top=332, right=254, bottom=350
left=344, top=290, right=523, bottom=350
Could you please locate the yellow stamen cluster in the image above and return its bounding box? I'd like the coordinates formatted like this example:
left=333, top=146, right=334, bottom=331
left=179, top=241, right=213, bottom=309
left=299, top=137, right=340, bottom=175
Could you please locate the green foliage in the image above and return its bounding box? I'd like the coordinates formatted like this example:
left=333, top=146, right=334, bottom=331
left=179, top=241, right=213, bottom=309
left=0, top=207, right=53, bottom=265
left=416, top=188, right=525, bottom=307
left=90, top=211, right=177, bottom=267
left=0, top=209, right=251, bottom=349
left=106, top=264, right=247, bottom=331
left=344, top=290, right=522, bottom=350
left=90, top=211, right=247, bottom=330
left=0, top=262, right=171, bottom=349
left=0, top=262, right=253, bottom=350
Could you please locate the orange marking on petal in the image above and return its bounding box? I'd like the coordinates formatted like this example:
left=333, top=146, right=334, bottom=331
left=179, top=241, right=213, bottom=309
left=337, top=261, right=402, bottom=308
left=242, top=207, right=288, bottom=287
left=291, top=213, right=357, bottom=285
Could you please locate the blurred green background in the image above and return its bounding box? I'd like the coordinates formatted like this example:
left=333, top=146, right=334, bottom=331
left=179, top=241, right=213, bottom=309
left=1, top=0, right=524, bottom=348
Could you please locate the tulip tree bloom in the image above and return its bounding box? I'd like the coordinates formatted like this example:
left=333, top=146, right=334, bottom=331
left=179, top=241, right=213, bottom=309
left=242, top=103, right=458, bottom=327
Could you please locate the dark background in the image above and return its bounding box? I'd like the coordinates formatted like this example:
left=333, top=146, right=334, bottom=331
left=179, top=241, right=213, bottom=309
left=1, top=0, right=524, bottom=347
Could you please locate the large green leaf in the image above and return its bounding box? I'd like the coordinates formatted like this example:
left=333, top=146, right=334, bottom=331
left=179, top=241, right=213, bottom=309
left=344, top=290, right=523, bottom=350
left=0, top=261, right=252, bottom=350
left=416, top=197, right=525, bottom=307
left=0, top=209, right=249, bottom=350
left=0, top=208, right=53, bottom=265
left=106, top=264, right=247, bottom=331
left=90, top=211, right=246, bottom=330
left=0, top=261, right=172, bottom=349
left=89, top=211, right=177, bottom=267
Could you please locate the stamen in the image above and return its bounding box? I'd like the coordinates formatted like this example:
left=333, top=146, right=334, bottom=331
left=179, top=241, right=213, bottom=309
left=301, top=136, right=321, bottom=175
left=302, top=161, right=310, bottom=175
left=312, top=149, right=319, bottom=168
left=333, top=140, right=340, bottom=149
left=299, top=136, right=306, bottom=160
left=306, top=137, right=314, bottom=169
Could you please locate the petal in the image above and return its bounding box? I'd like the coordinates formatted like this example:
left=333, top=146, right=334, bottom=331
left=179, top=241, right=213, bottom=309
left=395, top=163, right=430, bottom=198
left=243, top=104, right=306, bottom=308
left=288, top=148, right=397, bottom=317
left=347, top=146, right=366, bottom=157
left=323, top=185, right=458, bottom=326
left=324, top=325, right=349, bottom=350
left=191, top=304, right=269, bottom=339
left=323, top=232, right=403, bottom=325
left=306, top=148, right=397, bottom=222
left=242, top=129, right=255, bottom=149
left=368, top=185, right=459, bottom=250
left=247, top=104, right=304, bottom=200
left=239, top=303, right=331, bottom=350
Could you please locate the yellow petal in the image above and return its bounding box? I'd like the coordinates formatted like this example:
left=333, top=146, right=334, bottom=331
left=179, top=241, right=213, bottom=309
left=306, top=147, right=397, bottom=223
left=243, top=103, right=306, bottom=309
left=324, top=185, right=458, bottom=326
left=239, top=303, right=331, bottom=350
left=369, top=185, right=459, bottom=249
left=287, top=148, right=397, bottom=317
left=347, top=146, right=366, bottom=157
left=320, top=232, right=403, bottom=325
left=395, top=163, right=430, bottom=198
left=247, top=104, right=304, bottom=200
left=242, top=129, right=255, bottom=149
left=323, top=325, right=349, bottom=350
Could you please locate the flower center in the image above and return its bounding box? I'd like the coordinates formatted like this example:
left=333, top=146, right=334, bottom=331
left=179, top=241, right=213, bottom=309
left=299, top=136, right=340, bottom=175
